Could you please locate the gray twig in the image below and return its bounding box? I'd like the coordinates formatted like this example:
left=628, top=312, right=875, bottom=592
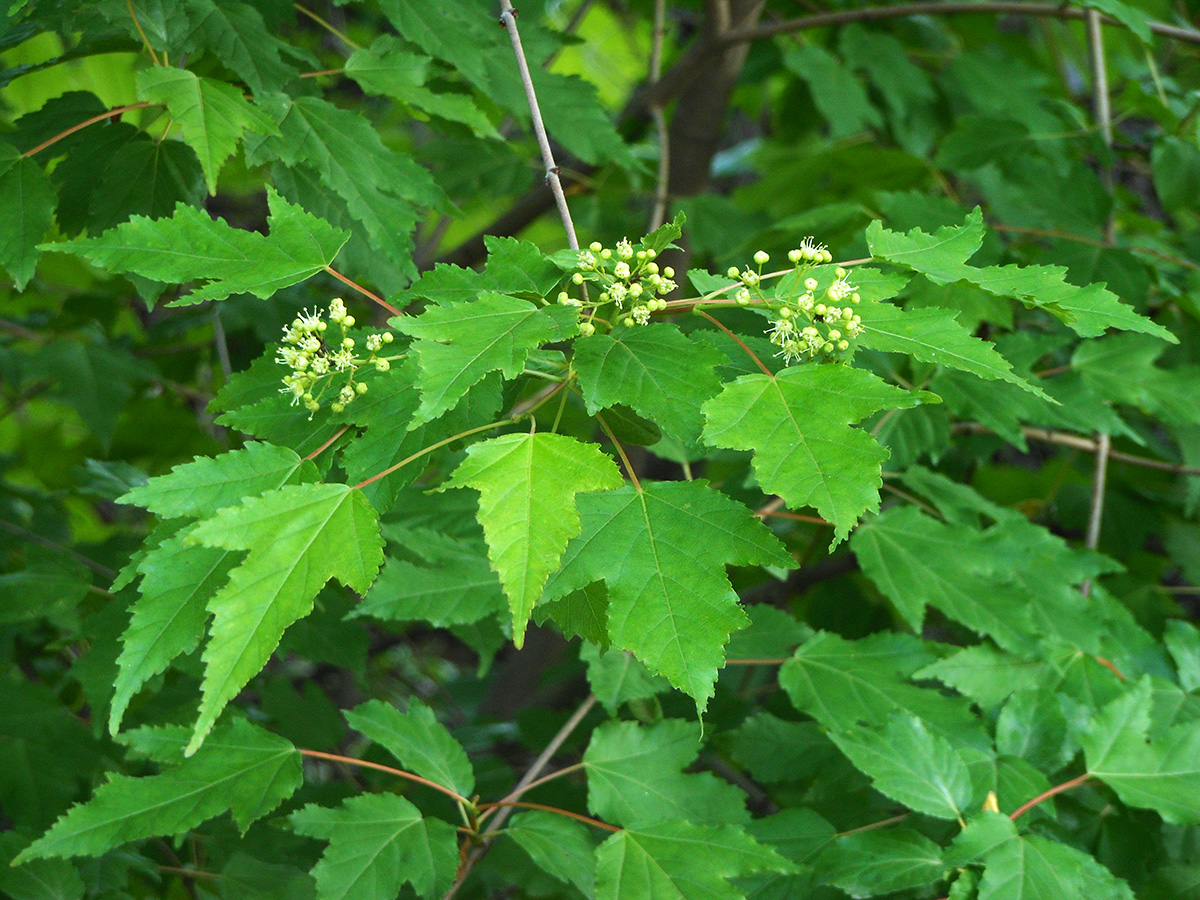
left=499, top=0, right=580, bottom=250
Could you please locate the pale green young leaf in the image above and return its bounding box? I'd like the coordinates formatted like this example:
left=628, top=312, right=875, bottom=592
left=289, top=794, right=458, bottom=900
left=594, top=820, right=794, bottom=900
left=181, top=0, right=297, bottom=96
left=185, top=484, right=384, bottom=754
left=819, top=829, right=944, bottom=898
left=703, top=366, right=930, bottom=543
left=119, top=443, right=316, bottom=519
left=858, top=301, right=1048, bottom=398
left=441, top=432, right=622, bottom=643
left=344, top=699, right=474, bottom=799
left=394, top=293, right=576, bottom=427
left=0, top=142, right=55, bottom=289
left=574, top=324, right=726, bottom=445
left=16, top=719, right=300, bottom=862
left=44, top=188, right=348, bottom=305
left=505, top=812, right=596, bottom=897
left=135, top=68, right=278, bottom=193
left=781, top=631, right=988, bottom=748
left=866, top=210, right=1175, bottom=341
left=584, top=719, right=749, bottom=828
left=109, top=531, right=241, bottom=734
left=345, top=36, right=499, bottom=139
left=1083, top=679, right=1200, bottom=823
left=827, top=714, right=973, bottom=820
left=544, top=480, right=794, bottom=710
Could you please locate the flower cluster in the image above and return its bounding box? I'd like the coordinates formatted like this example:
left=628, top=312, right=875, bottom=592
left=277, top=298, right=395, bottom=415
left=561, top=239, right=680, bottom=334
left=728, top=242, right=864, bottom=365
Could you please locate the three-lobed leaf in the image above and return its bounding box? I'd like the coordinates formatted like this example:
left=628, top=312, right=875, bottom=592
left=16, top=719, right=300, bottom=863
left=185, top=484, right=384, bottom=754
left=827, top=713, right=973, bottom=820
left=344, top=699, right=474, bottom=800
left=135, top=68, right=278, bottom=193
left=290, top=793, right=458, bottom=900
left=544, top=480, right=794, bottom=710
left=394, top=293, right=576, bottom=426
left=594, top=820, right=795, bottom=900
left=574, top=323, right=726, bottom=446
left=703, top=365, right=931, bottom=543
left=44, top=188, right=348, bottom=305
left=440, top=432, right=622, bottom=644
left=867, top=210, right=1176, bottom=342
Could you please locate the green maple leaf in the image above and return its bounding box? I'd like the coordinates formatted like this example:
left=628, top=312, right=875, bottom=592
left=135, top=68, right=278, bottom=193
left=582, top=643, right=670, bottom=714
left=345, top=36, right=499, bottom=139
left=249, top=95, right=445, bottom=272
left=851, top=506, right=1038, bottom=649
left=949, top=816, right=1133, bottom=899
left=119, top=442, right=317, bottom=519
left=0, top=141, right=56, bottom=290
left=354, top=550, right=505, bottom=628
left=44, top=188, right=348, bottom=305
left=185, top=484, right=384, bottom=755
left=400, top=236, right=565, bottom=307
left=820, top=829, right=945, bottom=898
left=181, top=0, right=297, bottom=96
left=574, top=324, right=726, bottom=445
left=866, top=210, right=1176, bottom=342
left=781, top=631, right=988, bottom=749
left=290, top=794, right=458, bottom=900
left=109, top=530, right=241, bottom=735
left=1083, top=679, right=1200, bottom=824
left=394, top=293, right=576, bottom=427
left=858, top=301, right=1049, bottom=398
left=594, top=820, right=794, bottom=900
left=441, top=433, right=622, bottom=643
left=15, top=719, right=300, bottom=862
left=703, top=365, right=931, bottom=543
left=505, top=812, right=596, bottom=897
left=343, top=699, right=474, bottom=799
left=584, top=719, right=749, bottom=827
left=827, top=714, right=973, bottom=820
left=544, top=480, right=793, bottom=710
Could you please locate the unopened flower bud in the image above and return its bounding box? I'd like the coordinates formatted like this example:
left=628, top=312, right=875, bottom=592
left=754, top=250, right=769, bottom=265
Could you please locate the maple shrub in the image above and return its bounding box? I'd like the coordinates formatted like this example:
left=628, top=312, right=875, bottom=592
left=5, top=1, right=1200, bottom=899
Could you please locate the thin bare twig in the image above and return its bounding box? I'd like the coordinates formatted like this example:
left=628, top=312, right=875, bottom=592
left=499, top=0, right=581, bottom=250
left=22, top=103, right=157, bottom=158
left=719, top=3, right=1200, bottom=48
left=0, top=519, right=117, bottom=580
left=298, top=748, right=469, bottom=804
left=648, top=0, right=671, bottom=231
left=953, top=422, right=1200, bottom=476
left=1081, top=431, right=1110, bottom=597
left=442, top=695, right=598, bottom=900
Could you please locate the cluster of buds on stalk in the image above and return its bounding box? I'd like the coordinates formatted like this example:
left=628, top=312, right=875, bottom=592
left=731, top=238, right=864, bottom=365
left=277, top=298, right=397, bottom=415
left=560, top=238, right=680, bottom=335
